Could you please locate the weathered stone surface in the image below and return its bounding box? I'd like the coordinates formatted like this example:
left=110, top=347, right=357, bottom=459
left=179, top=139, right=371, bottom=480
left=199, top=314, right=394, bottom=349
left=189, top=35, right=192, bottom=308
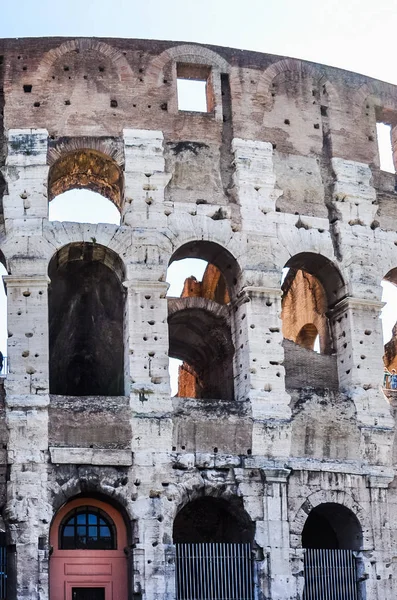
left=0, top=36, right=397, bottom=600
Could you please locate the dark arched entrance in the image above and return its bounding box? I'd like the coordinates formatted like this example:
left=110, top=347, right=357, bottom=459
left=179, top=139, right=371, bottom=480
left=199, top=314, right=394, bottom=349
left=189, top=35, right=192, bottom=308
left=173, top=496, right=254, bottom=599
left=302, top=503, right=363, bottom=600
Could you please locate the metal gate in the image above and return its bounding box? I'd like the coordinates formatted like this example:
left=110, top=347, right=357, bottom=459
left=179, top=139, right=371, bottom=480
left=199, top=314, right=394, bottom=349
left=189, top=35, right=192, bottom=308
left=0, top=532, right=6, bottom=600
left=303, top=548, right=357, bottom=600
left=175, top=543, right=253, bottom=600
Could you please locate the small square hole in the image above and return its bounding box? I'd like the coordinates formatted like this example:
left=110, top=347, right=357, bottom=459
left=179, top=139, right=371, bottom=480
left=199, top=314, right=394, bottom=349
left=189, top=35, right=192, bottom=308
left=377, top=122, right=395, bottom=173
left=177, top=64, right=211, bottom=112
left=177, top=79, right=208, bottom=112
left=23, top=85, right=32, bottom=93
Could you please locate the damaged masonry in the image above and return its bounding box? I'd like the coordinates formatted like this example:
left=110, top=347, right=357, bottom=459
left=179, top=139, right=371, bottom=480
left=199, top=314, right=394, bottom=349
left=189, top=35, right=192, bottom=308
left=0, top=36, right=397, bottom=600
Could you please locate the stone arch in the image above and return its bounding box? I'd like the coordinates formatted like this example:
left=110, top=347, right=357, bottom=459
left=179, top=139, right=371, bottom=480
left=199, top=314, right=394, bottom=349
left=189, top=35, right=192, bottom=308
left=148, top=43, right=230, bottom=84
left=36, top=38, right=135, bottom=84
left=167, top=232, right=244, bottom=299
left=42, top=222, right=133, bottom=264
left=48, top=148, right=124, bottom=211
left=354, top=80, right=397, bottom=118
left=273, top=226, right=342, bottom=284
left=284, top=251, right=346, bottom=308
left=257, top=58, right=341, bottom=111
left=290, top=489, right=370, bottom=550
left=173, top=495, right=254, bottom=544
left=50, top=474, right=134, bottom=520
left=48, top=136, right=124, bottom=168
left=168, top=299, right=234, bottom=400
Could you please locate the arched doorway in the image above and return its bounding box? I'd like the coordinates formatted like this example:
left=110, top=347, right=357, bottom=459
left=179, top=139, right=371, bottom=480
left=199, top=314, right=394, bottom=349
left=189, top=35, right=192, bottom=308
left=50, top=498, right=128, bottom=600
left=48, top=243, right=126, bottom=396
left=173, top=496, right=254, bottom=599
left=302, top=503, right=362, bottom=600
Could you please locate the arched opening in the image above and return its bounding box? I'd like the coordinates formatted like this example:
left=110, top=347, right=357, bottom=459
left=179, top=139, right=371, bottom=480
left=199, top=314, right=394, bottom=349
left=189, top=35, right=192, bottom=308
left=173, top=496, right=254, bottom=599
left=49, top=189, right=121, bottom=225
left=296, top=323, right=319, bottom=351
left=50, top=497, right=128, bottom=600
left=281, top=253, right=345, bottom=389
left=381, top=268, right=397, bottom=389
left=48, top=149, right=123, bottom=225
left=302, top=503, right=362, bottom=551
left=167, top=241, right=238, bottom=400
left=0, top=253, right=7, bottom=377
left=302, top=503, right=362, bottom=600
left=48, top=243, right=126, bottom=396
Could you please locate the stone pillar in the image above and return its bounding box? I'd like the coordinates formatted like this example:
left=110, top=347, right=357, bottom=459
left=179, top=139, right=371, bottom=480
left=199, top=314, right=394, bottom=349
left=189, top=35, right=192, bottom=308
left=232, top=138, right=281, bottom=231
left=4, top=276, right=50, bottom=396
left=123, top=129, right=171, bottom=229
left=2, top=129, right=49, bottom=234
left=3, top=274, right=51, bottom=599
left=243, top=286, right=291, bottom=458
left=5, top=396, right=50, bottom=600
left=331, top=297, right=394, bottom=464
left=125, top=279, right=172, bottom=453
left=261, top=468, right=293, bottom=600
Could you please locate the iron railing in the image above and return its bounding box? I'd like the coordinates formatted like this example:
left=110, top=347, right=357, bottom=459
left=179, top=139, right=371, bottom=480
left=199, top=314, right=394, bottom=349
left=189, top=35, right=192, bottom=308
left=0, top=533, right=6, bottom=600
left=175, top=542, right=253, bottom=600
left=303, top=548, right=357, bottom=600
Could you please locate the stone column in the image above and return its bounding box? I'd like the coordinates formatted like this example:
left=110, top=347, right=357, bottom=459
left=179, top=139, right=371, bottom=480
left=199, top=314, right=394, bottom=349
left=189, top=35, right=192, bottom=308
left=3, top=274, right=51, bottom=599
left=4, top=276, right=50, bottom=396
left=330, top=297, right=394, bottom=465
left=242, top=286, right=291, bottom=458
left=125, top=279, right=172, bottom=453
left=232, top=138, right=281, bottom=231
left=261, top=468, right=294, bottom=600
left=2, top=129, right=49, bottom=234
left=123, top=129, right=171, bottom=229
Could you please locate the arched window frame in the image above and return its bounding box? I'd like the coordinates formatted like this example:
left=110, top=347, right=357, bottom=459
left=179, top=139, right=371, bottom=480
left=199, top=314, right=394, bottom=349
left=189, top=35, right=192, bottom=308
left=59, top=505, right=117, bottom=551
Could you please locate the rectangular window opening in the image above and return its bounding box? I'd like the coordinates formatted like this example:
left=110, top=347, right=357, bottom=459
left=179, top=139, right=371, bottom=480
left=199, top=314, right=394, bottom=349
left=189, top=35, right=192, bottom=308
left=376, top=122, right=395, bottom=173
left=177, top=64, right=212, bottom=113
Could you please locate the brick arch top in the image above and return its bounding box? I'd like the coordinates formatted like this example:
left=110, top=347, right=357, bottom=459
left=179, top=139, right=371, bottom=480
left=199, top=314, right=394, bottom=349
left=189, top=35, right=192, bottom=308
left=36, top=38, right=135, bottom=83
left=290, top=489, right=369, bottom=549
left=257, top=58, right=341, bottom=111
left=147, top=43, right=230, bottom=83
left=354, top=80, right=397, bottom=119
left=48, top=136, right=124, bottom=168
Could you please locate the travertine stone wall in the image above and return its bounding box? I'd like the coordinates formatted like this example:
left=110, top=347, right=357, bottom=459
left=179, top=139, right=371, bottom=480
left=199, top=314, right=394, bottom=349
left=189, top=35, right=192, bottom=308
left=1, top=37, right=397, bottom=600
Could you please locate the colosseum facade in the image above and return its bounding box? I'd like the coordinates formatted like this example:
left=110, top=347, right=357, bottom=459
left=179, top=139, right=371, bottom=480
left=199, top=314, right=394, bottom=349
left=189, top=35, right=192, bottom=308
left=0, top=36, right=396, bottom=600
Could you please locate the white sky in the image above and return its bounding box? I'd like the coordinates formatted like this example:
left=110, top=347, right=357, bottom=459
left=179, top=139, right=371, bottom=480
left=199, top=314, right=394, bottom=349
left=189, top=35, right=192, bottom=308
left=2, top=0, right=397, bottom=374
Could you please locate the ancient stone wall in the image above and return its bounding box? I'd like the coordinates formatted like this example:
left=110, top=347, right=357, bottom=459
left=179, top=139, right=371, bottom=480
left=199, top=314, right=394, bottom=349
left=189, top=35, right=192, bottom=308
left=0, top=36, right=397, bottom=600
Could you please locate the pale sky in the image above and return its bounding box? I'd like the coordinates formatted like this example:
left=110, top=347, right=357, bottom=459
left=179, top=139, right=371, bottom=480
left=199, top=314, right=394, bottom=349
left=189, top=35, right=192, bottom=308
left=1, top=0, right=397, bottom=378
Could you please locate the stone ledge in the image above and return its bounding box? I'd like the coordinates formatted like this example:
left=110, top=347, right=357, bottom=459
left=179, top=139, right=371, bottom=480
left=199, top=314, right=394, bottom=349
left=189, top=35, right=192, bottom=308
left=49, top=447, right=132, bottom=466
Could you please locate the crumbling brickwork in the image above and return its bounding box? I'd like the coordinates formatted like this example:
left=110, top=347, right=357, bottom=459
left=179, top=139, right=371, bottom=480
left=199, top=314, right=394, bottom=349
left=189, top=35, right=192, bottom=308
left=0, top=36, right=397, bottom=600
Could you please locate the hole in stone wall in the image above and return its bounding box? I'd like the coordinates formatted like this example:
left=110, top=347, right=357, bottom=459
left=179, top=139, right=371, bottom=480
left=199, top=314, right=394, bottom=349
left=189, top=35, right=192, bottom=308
left=302, top=503, right=362, bottom=550
left=376, top=122, right=395, bottom=173
left=167, top=244, right=238, bottom=400
left=23, top=84, right=32, bottom=93
left=48, top=243, right=126, bottom=396
left=176, top=64, right=212, bottom=112
left=48, top=149, right=123, bottom=224
left=281, top=253, right=344, bottom=391
left=49, top=189, right=120, bottom=225
left=173, top=497, right=254, bottom=544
